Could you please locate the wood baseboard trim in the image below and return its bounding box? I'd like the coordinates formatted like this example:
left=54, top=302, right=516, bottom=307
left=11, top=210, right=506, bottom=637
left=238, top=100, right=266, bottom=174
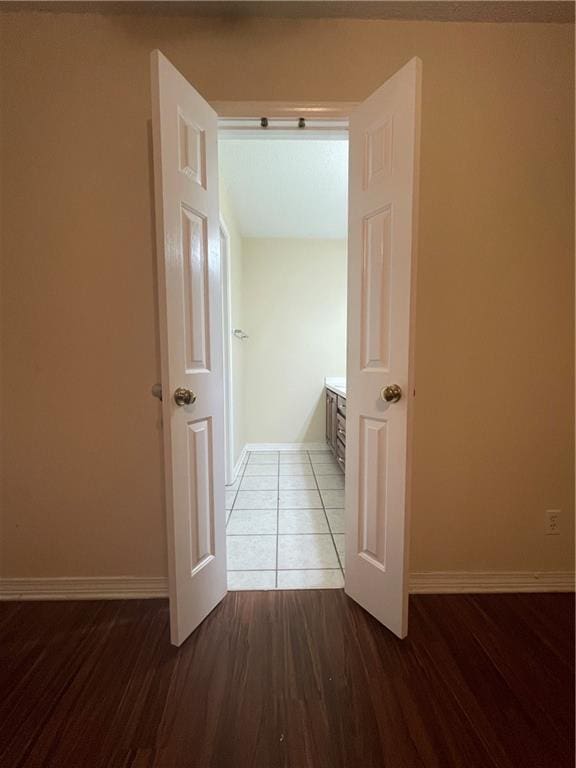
left=0, top=577, right=169, bottom=601
left=409, top=570, right=575, bottom=594
left=1, top=571, right=572, bottom=602
left=245, top=442, right=329, bottom=452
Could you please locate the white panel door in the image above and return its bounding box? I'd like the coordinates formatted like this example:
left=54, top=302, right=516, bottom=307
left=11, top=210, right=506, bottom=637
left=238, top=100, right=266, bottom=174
left=345, top=58, right=422, bottom=639
left=151, top=50, right=226, bottom=646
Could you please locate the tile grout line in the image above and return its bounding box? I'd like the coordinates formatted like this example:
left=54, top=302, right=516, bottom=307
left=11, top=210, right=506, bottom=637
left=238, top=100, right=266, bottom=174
left=229, top=532, right=332, bottom=536
left=227, top=449, right=343, bottom=589
left=308, top=449, right=345, bottom=578
left=226, top=452, right=250, bottom=586
left=229, top=532, right=335, bottom=537
left=225, top=462, right=244, bottom=524
left=228, top=567, right=342, bottom=571
left=228, top=452, right=250, bottom=522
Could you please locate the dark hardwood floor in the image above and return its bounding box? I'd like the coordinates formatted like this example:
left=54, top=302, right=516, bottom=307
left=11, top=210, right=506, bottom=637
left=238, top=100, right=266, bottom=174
left=0, top=591, right=573, bottom=768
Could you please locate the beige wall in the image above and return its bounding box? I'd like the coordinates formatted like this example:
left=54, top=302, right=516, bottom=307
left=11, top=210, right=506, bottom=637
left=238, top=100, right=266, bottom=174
left=241, top=238, right=346, bottom=445
left=220, top=183, right=245, bottom=466
left=0, top=10, right=573, bottom=578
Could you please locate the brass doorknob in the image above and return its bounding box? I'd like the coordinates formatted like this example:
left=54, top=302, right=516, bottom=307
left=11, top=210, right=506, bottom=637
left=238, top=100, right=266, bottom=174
left=380, top=384, right=402, bottom=403
left=174, top=387, right=196, bottom=407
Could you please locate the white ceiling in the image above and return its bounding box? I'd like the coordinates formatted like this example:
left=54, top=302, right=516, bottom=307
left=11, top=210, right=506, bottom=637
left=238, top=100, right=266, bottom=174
left=219, top=139, right=348, bottom=239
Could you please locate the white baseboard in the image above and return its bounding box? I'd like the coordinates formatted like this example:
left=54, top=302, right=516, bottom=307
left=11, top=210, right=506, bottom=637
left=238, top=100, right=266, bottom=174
left=230, top=445, right=248, bottom=483
left=0, top=576, right=169, bottom=601
left=409, top=570, right=575, bottom=594
left=1, top=571, right=572, bottom=602
left=245, top=442, right=329, bottom=452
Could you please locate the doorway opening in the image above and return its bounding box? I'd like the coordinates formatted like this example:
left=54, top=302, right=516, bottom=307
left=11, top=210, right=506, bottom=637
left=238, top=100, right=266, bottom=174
left=218, top=118, right=349, bottom=591
left=152, top=51, right=420, bottom=643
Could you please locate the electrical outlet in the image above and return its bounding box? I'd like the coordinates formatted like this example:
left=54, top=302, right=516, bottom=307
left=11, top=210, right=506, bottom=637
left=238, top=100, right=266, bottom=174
left=544, top=509, right=561, bottom=536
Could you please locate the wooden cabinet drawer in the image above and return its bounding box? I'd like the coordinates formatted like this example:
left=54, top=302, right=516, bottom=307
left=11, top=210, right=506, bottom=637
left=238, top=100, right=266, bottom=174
left=335, top=436, right=346, bottom=471
left=336, top=412, right=346, bottom=445
left=326, top=389, right=338, bottom=451
left=326, top=388, right=345, bottom=459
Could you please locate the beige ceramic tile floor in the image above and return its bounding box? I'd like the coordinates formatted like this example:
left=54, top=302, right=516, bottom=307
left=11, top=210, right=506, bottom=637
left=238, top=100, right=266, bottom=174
left=225, top=449, right=345, bottom=590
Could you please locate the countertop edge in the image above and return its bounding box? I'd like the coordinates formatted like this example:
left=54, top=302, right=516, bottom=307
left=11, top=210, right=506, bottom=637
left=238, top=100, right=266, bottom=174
left=326, top=383, right=346, bottom=398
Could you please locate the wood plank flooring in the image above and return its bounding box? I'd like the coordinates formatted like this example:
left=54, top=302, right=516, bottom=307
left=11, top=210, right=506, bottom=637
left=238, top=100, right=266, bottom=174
left=0, top=592, right=573, bottom=768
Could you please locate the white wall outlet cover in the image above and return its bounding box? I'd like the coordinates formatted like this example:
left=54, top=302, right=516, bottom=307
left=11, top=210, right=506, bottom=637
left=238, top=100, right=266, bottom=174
left=544, top=509, right=561, bottom=536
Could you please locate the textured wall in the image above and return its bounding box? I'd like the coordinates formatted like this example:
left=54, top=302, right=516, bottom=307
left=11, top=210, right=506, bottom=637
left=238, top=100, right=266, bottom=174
left=0, top=10, right=573, bottom=577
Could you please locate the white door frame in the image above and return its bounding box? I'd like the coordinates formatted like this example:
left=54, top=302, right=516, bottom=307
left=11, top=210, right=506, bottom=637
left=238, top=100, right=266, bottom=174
left=216, top=101, right=354, bottom=487
left=213, top=101, right=358, bottom=119
left=214, top=94, right=419, bottom=639
left=219, top=219, right=235, bottom=485
left=152, top=52, right=419, bottom=644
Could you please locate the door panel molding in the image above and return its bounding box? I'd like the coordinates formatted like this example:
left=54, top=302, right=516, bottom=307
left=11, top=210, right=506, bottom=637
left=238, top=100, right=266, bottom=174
left=151, top=50, right=227, bottom=646
left=345, top=57, right=422, bottom=639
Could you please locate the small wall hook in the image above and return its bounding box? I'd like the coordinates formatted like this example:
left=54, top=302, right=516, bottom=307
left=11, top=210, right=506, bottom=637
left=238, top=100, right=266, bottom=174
left=298, top=117, right=306, bottom=128
left=260, top=117, right=269, bottom=128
